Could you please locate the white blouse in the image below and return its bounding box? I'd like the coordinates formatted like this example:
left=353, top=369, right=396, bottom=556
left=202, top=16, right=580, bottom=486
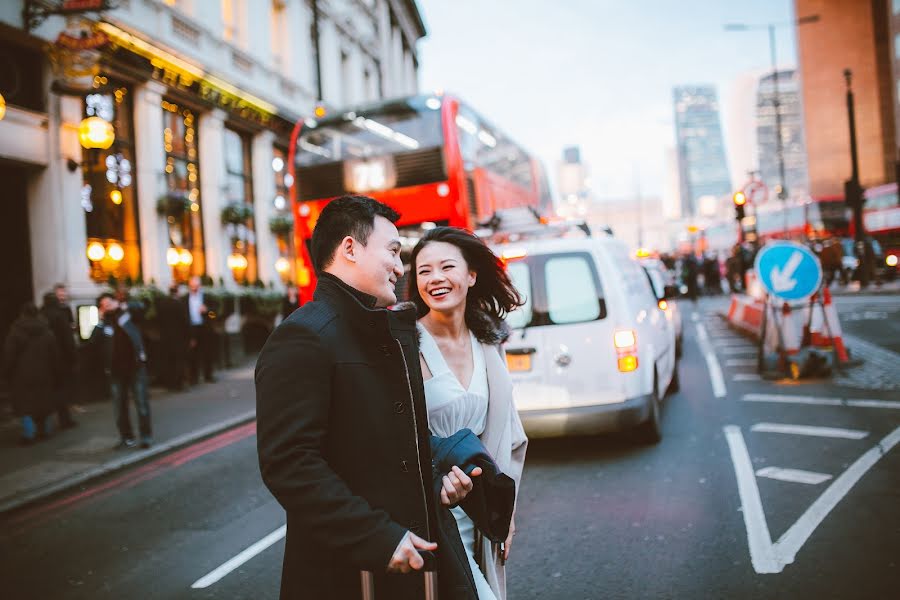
left=418, top=324, right=489, bottom=438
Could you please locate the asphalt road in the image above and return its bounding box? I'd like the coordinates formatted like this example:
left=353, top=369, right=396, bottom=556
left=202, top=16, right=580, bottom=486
left=832, top=294, right=900, bottom=354
left=1, top=297, right=898, bottom=599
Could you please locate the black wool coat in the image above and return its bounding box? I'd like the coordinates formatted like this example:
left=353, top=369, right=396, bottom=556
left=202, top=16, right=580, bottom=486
left=256, top=273, right=477, bottom=600
left=1, top=316, right=59, bottom=418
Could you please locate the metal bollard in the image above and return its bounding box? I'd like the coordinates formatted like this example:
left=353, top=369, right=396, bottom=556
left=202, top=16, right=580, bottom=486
left=360, top=550, right=437, bottom=600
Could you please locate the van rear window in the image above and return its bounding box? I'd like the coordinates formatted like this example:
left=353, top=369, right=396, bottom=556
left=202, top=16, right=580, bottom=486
left=503, top=251, right=605, bottom=327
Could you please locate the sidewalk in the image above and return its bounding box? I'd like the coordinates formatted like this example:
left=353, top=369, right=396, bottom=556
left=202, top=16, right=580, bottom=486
left=0, top=361, right=257, bottom=514
left=829, top=279, right=900, bottom=296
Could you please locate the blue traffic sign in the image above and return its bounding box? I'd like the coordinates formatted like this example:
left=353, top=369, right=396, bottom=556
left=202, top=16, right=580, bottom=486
left=754, top=241, right=823, bottom=301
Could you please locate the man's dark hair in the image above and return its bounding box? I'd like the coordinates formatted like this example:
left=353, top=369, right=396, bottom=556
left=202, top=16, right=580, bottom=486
left=53, top=282, right=66, bottom=291
left=20, top=301, right=38, bottom=318
left=310, top=195, right=400, bottom=273
left=96, top=292, right=115, bottom=307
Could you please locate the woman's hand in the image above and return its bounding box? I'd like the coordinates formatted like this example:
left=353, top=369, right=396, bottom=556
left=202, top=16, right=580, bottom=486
left=440, top=465, right=483, bottom=506
left=503, top=516, right=516, bottom=561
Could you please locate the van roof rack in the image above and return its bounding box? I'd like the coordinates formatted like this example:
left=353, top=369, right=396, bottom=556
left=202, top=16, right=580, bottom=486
left=474, top=207, right=595, bottom=243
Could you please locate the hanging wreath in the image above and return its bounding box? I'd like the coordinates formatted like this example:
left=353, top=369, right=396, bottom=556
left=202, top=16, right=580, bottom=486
left=221, top=202, right=254, bottom=225
left=269, top=213, right=294, bottom=236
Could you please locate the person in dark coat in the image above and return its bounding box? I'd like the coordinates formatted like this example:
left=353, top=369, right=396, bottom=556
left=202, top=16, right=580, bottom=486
left=256, top=195, right=482, bottom=600
left=156, top=284, right=190, bottom=390
left=280, top=284, right=301, bottom=320
left=2, top=302, right=59, bottom=444
left=183, top=276, right=218, bottom=384
left=88, top=293, right=153, bottom=449
left=41, top=291, right=78, bottom=428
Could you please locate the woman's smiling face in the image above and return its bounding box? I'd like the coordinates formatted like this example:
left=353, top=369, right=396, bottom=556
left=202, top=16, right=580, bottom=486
left=415, top=241, right=476, bottom=315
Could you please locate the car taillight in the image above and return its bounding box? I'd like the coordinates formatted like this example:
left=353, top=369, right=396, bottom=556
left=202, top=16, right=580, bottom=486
left=614, top=329, right=638, bottom=372
left=614, top=329, right=636, bottom=350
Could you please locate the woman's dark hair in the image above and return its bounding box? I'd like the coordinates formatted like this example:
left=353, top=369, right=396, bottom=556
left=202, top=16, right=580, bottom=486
left=310, top=194, right=400, bottom=273
left=408, top=226, right=524, bottom=344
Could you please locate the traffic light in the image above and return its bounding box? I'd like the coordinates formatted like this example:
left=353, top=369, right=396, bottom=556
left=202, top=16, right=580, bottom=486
left=733, top=191, right=746, bottom=221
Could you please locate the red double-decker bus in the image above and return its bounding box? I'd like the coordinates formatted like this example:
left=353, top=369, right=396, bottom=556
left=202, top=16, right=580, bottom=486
left=287, top=94, right=552, bottom=301
left=752, top=195, right=850, bottom=243
left=860, top=183, right=900, bottom=273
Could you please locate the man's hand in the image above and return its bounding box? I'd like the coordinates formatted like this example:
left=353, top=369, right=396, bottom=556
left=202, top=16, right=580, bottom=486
left=387, top=531, right=437, bottom=574
left=440, top=465, right=482, bottom=507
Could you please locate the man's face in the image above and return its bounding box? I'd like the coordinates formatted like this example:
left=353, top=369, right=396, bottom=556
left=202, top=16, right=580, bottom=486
left=189, top=277, right=200, bottom=293
left=350, top=216, right=404, bottom=307
left=99, top=297, right=119, bottom=318
left=55, top=286, right=68, bottom=304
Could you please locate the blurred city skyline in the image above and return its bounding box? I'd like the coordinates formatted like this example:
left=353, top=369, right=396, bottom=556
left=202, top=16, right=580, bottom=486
left=418, top=0, right=799, bottom=203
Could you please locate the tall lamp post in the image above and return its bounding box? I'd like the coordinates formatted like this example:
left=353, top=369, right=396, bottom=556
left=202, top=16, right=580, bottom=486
left=843, top=69, right=871, bottom=287
left=725, top=15, right=820, bottom=236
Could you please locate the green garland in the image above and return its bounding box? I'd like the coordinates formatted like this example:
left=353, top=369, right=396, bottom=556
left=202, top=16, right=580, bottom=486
left=221, top=202, right=254, bottom=225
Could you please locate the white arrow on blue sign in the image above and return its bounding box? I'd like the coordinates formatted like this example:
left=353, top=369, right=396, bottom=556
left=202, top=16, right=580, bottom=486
left=753, top=241, right=823, bottom=301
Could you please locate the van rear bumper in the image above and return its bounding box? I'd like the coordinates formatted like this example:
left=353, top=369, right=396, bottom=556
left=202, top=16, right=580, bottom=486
left=518, top=393, right=653, bottom=438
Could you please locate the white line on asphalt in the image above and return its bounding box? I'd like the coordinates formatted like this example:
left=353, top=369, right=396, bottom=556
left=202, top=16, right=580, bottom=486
left=733, top=374, right=762, bottom=382
left=743, top=393, right=900, bottom=410
left=755, top=467, right=833, bottom=485
left=726, top=358, right=758, bottom=367
left=721, top=346, right=757, bottom=355
left=191, top=525, right=287, bottom=589
left=751, top=422, right=869, bottom=440
left=714, top=340, right=756, bottom=348
left=723, top=425, right=780, bottom=573
left=774, top=426, right=900, bottom=566
left=725, top=425, right=900, bottom=574
left=695, top=323, right=727, bottom=398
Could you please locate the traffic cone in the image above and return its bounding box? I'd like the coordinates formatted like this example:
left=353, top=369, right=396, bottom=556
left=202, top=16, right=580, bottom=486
left=821, top=287, right=850, bottom=364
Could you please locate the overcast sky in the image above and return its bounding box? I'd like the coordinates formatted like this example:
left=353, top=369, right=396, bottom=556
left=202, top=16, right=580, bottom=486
left=417, top=0, right=799, bottom=202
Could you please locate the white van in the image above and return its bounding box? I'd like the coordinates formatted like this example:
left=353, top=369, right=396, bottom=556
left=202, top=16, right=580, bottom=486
left=493, top=234, right=679, bottom=443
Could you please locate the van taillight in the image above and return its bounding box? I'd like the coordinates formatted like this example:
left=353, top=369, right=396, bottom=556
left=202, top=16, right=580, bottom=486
left=614, top=329, right=638, bottom=372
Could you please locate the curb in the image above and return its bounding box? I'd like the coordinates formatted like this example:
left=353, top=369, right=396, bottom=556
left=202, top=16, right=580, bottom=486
left=0, top=410, right=256, bottom=515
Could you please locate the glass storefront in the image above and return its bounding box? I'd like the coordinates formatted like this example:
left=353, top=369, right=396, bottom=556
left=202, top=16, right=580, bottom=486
left=82, top=84, right=142, bottom=284
left=223, top=127, right=257, bottom=283
left=161, top=98, right=205, bottom=281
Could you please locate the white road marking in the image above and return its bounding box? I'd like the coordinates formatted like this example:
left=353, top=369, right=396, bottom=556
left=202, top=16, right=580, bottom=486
left=725, top=425, right=900, bottom=574
left=755, top=467, right=833, bottom=485
left=726, top=358, right=758, bottom=367
left=723, top=425, right=779, bottom=573
left=721, top=346, right=756, bottom=355
left=750, top=422, right=869, bottom=440
left=691, top=312, right=699, bottom=322
left=695, top=323, right=727, bottom=398
left=743, top=393, right=900, bottom=410
left=733, top=374, right=762, bottom=382
left=191, top=525, right=287, bottom=589
left=714, top=340, right=756, bottom=348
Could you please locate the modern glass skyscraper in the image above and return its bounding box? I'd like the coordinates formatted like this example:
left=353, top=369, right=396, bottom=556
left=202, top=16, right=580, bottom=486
left=673, top=85, right=732, bottom=217
left=756, top=69, right=809, bottom=198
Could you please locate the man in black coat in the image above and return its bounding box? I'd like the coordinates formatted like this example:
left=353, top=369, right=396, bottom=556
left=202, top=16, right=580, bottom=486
left=256, top=195, right=480, bottom=600
left=156, top=284, right=190, bottom=390
left=183, top=276, right=218, bottom=384
left=41, top=290, right=77, bottom=428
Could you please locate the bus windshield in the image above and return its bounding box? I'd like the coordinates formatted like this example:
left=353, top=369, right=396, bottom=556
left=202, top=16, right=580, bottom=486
left=297, top=98, right=443, bottom=167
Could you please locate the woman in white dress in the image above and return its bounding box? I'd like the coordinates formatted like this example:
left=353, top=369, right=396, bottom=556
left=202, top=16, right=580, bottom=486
left=408, top=226, right=528, bottom=600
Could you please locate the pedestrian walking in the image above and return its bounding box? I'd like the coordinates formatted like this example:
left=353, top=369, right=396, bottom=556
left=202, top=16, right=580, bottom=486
left=409, top=226, right=528, bottom=600
left=156, top=284, right=190, bottom=390
left=41, top=291, right=78, bottom=429
left=88, top=293, right=152, bottom=449
left=280, top=284, right=301, bottom=320
left=1, top=302, right=59, bottom=445
left=256, top=195, right=481, bottom=599
left=183, top=276, right=217, bottom=384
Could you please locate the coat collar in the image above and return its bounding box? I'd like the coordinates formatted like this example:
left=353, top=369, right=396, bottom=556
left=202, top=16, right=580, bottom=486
left=313, top=272, right=418, bottom=336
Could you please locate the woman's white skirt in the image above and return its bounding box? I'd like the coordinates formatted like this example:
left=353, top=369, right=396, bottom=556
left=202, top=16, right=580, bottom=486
left=451, top=505, right=497, bottom=600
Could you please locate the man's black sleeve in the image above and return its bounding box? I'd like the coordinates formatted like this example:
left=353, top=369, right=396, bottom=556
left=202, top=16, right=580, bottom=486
left=255, top=322, right=407, bottom=570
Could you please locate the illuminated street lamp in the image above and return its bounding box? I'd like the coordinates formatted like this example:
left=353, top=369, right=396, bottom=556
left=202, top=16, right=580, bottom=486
left=87, top=241, right=105, bottom=262
left=78, top=116, right=115, bottom=149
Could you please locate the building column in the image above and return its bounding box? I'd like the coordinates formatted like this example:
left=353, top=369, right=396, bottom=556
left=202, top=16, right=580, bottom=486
left=198, top=109, right=228, bottom=286
left=251, top=130, right=279, bottom=288
left=29, top=93, right=94, bottom=301
left=133, top=80, right=170, bottom=288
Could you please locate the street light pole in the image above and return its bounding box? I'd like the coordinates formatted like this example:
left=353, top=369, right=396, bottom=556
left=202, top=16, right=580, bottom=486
left=844, top=69, right=871, bottom=287
left=768, top=24, right=789, bottom=236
